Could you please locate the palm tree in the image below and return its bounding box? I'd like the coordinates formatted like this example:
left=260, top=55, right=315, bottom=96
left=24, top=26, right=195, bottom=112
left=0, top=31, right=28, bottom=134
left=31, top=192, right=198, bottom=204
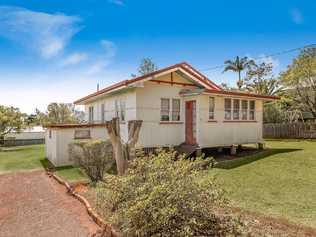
left=223, top=56, right=255, bottom=90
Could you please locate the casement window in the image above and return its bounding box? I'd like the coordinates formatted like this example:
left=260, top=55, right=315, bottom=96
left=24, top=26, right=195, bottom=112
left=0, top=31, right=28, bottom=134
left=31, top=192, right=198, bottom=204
left=114, top=100, right=119, bottom=118
left=160, top=98, right=181, bottom=121
left=172, top=99, right=181, bottom=121
left=224, top=98, right=232, bottom=120
left=209, top=97, right=215, bottom=120
left=161, top=98, right=170, bottom=121
left=114, top=99, right=126, bottom=122
left=233, top=99, right=240, bottom=120
left=249, top=101, right=256, bottom=120
left=120, top=99, right=126, bottom=122
left=241, top=100, right=248, bottom=120
left=101, top=104, right=105, bottom=122
left=88, top=106, right=94, bottom=123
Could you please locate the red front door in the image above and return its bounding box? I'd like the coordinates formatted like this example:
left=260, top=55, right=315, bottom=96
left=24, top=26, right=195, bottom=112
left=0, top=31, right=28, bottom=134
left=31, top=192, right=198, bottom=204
left=185, top=101, right=196, bottom=145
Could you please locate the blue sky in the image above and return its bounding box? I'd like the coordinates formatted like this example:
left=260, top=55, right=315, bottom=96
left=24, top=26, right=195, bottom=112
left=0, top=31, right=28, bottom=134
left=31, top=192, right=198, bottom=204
left=0, top=0, right=315, bottom=113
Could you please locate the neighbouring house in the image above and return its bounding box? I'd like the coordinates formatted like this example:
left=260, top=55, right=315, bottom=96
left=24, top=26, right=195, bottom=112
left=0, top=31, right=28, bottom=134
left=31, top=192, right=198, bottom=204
left=4, top=126, right=45, bottom=146
left=45, top=62, right=278, bottom=166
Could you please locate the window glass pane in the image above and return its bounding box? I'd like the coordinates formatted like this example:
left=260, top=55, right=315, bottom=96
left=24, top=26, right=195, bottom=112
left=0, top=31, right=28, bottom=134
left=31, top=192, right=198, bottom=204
left=233, top=99, right=240, bottom=120
left=249, top=101, right=255, bottom=120
left=89, top=106, right=94, bottom=122
left=241, top=100, right=248, bottom=120
left=101, top=104, right=105, bottom=122
left=224, top=98, right=232, bottom=120
left=172, top=99, right=180, bottom=121
left=115, top=100, right=119, bottom=118
left=161, top=98, right=170, bottom=121
left=120, top=99, right=126, bottom=121
left=209, top=97, right=215, bottom=120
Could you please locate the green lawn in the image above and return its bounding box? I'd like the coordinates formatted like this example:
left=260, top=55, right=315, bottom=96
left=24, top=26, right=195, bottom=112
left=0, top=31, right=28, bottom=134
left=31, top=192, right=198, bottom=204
left=0, top=144, right=87, bottom=182
left=208, top=140, right=316, bottom=228
left=0, top=144, right=47, bottom=173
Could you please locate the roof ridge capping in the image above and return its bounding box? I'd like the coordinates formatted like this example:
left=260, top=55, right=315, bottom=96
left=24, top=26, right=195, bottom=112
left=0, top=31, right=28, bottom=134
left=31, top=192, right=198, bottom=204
left=74, top=62, right=221, bottom=104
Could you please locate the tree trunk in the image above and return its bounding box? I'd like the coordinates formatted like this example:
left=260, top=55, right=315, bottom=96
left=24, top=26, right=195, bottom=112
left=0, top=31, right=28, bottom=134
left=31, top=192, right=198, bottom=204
left=238, top=70, right=242, bottom=90
left=105, top=118, right=142, bottom=175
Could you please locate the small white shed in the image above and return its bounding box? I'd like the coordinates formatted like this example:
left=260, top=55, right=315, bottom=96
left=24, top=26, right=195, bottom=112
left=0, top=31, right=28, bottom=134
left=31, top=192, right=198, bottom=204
left=45, top=124, right=108, bottom=167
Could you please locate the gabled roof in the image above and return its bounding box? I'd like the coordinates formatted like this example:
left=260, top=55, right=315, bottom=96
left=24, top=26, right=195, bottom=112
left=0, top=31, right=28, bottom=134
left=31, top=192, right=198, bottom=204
left=74, top=62, right=222, bottom=104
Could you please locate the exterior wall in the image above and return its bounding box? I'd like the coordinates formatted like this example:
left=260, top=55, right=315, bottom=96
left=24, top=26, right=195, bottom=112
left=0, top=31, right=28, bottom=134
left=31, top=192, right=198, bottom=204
left=79, top=72, right=264, bottom=149
left=45, top=127, right=108, bottom=167
left=135, top=81, right=190, bottom=147
left=197, top=95, right=263, bottom=147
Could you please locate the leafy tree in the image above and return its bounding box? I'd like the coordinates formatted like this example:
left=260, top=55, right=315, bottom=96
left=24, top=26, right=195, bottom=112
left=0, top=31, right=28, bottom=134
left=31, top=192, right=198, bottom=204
left=0, top=105, right=25, bottom=137
left=137, top=58, right=158, bottom=76
left=223, top=56, right=255, bottom=90
left=36, top=103, right=82, bottom=125
left=245, top=62, right=283, bottom=96
left=281, top=47, right=316, bottom=117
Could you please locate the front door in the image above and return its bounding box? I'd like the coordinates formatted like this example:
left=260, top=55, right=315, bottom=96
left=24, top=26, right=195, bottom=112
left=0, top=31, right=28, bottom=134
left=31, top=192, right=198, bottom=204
left=185, top=100, right=196, bottom=145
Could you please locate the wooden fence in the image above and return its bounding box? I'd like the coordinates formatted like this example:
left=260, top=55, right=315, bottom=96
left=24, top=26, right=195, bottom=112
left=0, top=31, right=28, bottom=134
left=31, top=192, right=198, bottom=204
left=263, top=122, right=316, bottom=139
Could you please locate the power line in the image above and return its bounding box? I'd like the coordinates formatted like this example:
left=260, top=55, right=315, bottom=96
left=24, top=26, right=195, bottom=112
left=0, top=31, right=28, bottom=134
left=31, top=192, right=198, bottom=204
left=200, top=43, right=316, bottom=72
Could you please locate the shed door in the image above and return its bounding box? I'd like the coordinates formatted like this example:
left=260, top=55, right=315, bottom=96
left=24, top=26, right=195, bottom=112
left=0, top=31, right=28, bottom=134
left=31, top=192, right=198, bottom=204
left=185, top=101, right=196, bottom=145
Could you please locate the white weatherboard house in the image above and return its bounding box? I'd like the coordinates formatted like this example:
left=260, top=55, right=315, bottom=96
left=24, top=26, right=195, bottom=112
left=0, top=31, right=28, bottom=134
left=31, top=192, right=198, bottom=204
left=45, top=62, right=278, bottom=166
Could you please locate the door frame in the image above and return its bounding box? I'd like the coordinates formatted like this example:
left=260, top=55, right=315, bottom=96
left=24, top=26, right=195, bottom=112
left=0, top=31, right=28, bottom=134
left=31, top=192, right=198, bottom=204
left=185, top=100, right=197, bottom=145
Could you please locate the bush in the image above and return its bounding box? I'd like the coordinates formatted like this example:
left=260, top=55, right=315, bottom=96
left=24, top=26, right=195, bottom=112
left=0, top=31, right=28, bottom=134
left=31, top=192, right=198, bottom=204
left=69, top=139, right=115, bottom=182
left=96, top=150, right=248, bottom=237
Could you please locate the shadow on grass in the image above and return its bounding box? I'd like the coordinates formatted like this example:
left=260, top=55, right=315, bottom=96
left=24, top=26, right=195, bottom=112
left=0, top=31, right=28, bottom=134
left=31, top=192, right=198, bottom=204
left=0, top=145, right=40, bottom=153
left=40, top=159, right=52, bottom=170
left=214, top=148, right=302, bottom=170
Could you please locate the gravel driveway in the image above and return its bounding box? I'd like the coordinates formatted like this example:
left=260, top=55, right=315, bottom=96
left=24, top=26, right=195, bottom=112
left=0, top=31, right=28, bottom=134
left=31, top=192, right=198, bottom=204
left=0, top=171, right=99, bottom=237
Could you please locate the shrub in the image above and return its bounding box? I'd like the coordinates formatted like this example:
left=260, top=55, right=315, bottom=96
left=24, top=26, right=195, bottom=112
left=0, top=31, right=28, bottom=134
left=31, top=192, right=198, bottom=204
left=96, top=150, right=248, bottom=237
left=69, top=139, right=115, bottom=182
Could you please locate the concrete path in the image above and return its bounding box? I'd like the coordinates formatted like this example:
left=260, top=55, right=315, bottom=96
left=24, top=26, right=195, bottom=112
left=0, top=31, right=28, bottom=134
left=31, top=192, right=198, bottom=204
left=0, top=171, right=99, bottom=237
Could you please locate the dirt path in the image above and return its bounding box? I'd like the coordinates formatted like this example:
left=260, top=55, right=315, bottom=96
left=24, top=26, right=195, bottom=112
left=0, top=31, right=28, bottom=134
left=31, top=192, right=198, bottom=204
left=0, top=171, right=99, bottom=237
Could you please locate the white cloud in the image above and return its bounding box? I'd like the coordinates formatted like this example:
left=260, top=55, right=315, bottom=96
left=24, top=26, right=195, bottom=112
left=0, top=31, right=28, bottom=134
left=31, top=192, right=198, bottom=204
left=108, top=0, right=125, bottom=6
left=61, top=52, right=87, bottom=66
left=86, top=40, right=116, bottom=75
left=100, top=40, right=117, bottom=58
left=290, top=8, right=303, bottom=24
left=0, top=6, right=81, bottom=58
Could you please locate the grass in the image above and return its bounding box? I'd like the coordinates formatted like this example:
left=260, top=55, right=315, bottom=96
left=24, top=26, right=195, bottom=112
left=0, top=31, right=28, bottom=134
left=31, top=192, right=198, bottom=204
left=55, top=166, right=88, bottom=183
left=0, top=144, right=47, bottom=173
left=0, top=144, right=88, bottom=183
left=207, top=140, right=316, bottom=228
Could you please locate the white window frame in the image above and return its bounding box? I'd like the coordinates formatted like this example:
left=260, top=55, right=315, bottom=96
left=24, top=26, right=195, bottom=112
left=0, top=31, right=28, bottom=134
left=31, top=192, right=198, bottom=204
left=88, top=106, right=94, bottom=123
left=160, top=98, right=181, bottom=122
left=241, top=100, right=248, bottom=120
left=233, top=99, right=240, bottom=120
left=224, top=98, right=232, bottom=120
left=209, top=97, right=215, bottom=120
left=120, top=99, right=126, bottom=122
left=101, top=103, right=105, bottom=123
left=249, top=100, right=256, bottom=120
